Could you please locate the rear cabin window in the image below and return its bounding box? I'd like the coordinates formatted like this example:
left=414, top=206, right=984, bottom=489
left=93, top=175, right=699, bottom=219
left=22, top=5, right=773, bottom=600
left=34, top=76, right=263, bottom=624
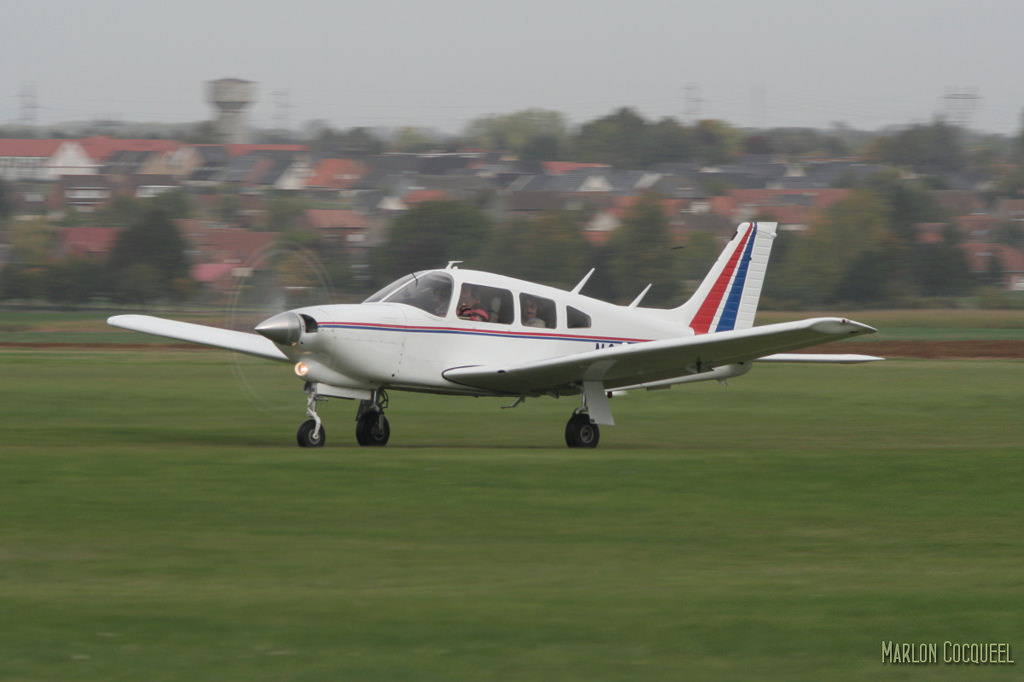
left=457, top=284, right=513, bottom=324
left=519, top=293, right=556, bottom=329
left=567, top=306, right=591, bottom=329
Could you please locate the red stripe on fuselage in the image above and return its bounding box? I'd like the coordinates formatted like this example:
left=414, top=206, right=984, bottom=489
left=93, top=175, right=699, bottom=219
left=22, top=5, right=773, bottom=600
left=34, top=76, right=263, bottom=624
left=319, top=321, right=651, bottom=344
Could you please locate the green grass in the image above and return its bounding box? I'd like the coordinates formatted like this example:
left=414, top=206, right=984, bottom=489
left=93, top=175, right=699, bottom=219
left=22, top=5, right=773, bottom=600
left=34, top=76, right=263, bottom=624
left=1, top=350, right=1023, bottom=680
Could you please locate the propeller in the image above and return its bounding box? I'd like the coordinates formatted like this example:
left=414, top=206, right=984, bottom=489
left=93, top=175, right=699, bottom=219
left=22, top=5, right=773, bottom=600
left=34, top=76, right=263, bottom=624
left=224, top=240, right=336, bottom=411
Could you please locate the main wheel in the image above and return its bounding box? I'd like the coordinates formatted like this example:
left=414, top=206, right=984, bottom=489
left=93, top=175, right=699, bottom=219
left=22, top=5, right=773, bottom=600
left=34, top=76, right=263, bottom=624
left=297, top=419, right=325, bottom=447
left=565, top=413, right=599, bottom=448
left=356, top=411, right=390, bottom=446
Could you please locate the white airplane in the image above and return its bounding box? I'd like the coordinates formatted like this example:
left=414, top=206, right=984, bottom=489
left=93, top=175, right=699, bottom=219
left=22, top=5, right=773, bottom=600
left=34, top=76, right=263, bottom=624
left=108, top=221, right=881, bottom=448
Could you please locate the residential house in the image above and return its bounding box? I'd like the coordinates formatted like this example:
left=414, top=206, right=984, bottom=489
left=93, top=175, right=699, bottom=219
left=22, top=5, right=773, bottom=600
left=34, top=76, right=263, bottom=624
left=961, top=243, right=1024, bottom=291
left=53, top=227, right=119, bottom=260
left=0, top=139, right=95, bottom=181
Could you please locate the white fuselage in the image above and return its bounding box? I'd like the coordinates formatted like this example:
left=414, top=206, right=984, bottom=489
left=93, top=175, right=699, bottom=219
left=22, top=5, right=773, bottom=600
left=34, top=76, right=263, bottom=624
left=278, top=268, right=691, bottom=396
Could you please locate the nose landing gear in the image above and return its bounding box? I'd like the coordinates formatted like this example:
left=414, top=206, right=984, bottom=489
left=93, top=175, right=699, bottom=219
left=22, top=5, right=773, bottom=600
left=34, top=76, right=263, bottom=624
left=297, top=384, right=326, bottom=447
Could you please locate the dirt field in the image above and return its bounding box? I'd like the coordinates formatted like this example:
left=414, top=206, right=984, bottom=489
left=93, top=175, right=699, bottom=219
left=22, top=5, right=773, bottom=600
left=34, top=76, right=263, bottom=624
left=811, top=340, right=1024, bottom=359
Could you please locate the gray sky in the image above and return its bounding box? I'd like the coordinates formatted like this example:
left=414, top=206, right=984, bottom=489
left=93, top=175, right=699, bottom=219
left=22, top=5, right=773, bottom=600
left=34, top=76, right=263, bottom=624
left=3, top=0, right=1022, bottom=134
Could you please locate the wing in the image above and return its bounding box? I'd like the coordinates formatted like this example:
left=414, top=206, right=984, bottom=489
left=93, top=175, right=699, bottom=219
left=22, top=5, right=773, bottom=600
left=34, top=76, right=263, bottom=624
left=442, top=317, right=878, bottom=395
left=107, top=314, right=289, bottom=361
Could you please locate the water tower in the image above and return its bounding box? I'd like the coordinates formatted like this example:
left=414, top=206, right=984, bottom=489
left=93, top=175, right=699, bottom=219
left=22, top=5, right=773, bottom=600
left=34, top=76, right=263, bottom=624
left=206, top=78, right=256, bottom=144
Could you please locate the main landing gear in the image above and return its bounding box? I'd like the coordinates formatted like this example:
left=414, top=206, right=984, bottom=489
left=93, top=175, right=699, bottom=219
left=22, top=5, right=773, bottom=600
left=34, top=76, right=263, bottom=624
left=296, top=385, right=391, bottom=447
left=564, top=410, right=599, bottom=448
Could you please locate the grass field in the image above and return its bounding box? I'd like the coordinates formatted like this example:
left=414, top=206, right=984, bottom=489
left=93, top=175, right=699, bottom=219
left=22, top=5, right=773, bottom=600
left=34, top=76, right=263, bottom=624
left=1, top=347, right=1022, bottom=680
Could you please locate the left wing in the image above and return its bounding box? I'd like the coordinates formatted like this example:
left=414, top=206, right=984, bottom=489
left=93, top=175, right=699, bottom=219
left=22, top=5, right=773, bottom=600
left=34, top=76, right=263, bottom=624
left=108, top=314, right=289, bottom=361
left=442, top=317, right=879, bottom=395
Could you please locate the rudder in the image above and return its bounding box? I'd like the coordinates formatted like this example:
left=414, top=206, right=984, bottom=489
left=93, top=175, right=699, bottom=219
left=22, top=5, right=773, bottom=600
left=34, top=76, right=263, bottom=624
left=677, top=222, right=777, bottom=333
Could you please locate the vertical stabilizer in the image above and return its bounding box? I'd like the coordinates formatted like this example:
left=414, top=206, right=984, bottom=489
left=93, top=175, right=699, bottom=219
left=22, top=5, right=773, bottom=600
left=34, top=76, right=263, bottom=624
left=676, top=222, right=777, bottom=333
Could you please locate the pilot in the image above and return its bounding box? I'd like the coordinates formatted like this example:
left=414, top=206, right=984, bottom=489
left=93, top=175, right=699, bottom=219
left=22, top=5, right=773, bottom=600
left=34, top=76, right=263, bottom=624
left=433, top=284, right=451, bottom=316
left=457, top=285, right=489, bottom=322
left=522, top=296, right=546, bottom=328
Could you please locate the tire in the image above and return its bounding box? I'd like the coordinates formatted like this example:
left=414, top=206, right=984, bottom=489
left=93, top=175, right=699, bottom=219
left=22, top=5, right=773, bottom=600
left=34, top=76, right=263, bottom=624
left=565, top=413, right=599, bottom=448
left=297, top=419, right=325, bottom=447
left=356, top=411, right=390, bottom=446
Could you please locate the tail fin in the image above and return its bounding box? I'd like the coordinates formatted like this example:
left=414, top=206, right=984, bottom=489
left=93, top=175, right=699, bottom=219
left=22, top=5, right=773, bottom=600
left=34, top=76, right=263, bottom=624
left=676, top=221, right=777, bottom=333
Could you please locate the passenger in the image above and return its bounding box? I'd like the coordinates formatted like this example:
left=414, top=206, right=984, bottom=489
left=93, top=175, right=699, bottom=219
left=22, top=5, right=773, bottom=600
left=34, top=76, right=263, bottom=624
left=522, top=296, right=546, bottom=328
left=457, top=285, right=490, bottom=322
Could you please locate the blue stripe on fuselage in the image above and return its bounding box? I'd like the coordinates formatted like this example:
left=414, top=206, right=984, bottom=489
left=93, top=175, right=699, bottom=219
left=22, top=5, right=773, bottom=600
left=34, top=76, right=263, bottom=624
left=318, top=322, right=648, bottom=345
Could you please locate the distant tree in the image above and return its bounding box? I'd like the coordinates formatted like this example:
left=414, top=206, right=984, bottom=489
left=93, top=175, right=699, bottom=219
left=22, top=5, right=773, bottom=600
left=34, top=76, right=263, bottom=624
left=643, top=118, right=694, bottom=165
left=0, top=178, right=10, bottom=222
left=774, top=190, right=889, bottom=305
left=868, top=120, right=967, bottom=174
left=108, top=206, right=190, bottom=301
left=675, top=230, right=722, bottom=289
left=691, top=120, right=742, bottom=165
left=7, top=218, right=57, bottom=265
left=571, top=107, right=650, bottom=169
left=393, top=127, right=439, bottom=153
left=480, top=211, right=590, bottom=289
left=45, top=258, right=107, bottom=304
left=605, top=191, right=678, bottom=306
left=374, top=201, right=492, bottom=282
left=866, top=169, right=950, bottom=241
left=463, top=109, right=568, bottom=156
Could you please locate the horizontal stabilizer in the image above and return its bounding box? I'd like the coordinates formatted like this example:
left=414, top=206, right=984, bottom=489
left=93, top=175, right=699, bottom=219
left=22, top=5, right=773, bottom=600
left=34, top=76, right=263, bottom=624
left=757, top=353, right=884, bottom=363
left=107, top=314, right=288, bottom=361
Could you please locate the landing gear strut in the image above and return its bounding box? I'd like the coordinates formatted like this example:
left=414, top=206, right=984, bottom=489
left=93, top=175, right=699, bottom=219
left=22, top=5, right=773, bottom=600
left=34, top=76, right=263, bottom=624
left=565, top=410, right=599, bottom=448
left=355, top=390, right=390, bottom=446
left=297, top=384, right=326, bottom=447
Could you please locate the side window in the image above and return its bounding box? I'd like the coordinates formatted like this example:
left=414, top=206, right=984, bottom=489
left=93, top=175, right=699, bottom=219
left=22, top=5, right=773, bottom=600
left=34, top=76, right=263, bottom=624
left=458, top=284, right=513, bottom=324
left=519, top=293, right=556, bottom=329
left=567, top=306, right=591, bottom=329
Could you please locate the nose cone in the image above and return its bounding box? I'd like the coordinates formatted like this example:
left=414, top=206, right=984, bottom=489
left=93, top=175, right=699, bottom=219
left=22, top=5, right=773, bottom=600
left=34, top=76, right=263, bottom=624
left=255, top=312, right=303, bottom=346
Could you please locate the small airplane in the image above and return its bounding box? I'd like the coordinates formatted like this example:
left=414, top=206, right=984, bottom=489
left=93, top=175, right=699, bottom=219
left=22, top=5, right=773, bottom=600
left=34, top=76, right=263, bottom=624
left=109, top=221, right=881, bottom=448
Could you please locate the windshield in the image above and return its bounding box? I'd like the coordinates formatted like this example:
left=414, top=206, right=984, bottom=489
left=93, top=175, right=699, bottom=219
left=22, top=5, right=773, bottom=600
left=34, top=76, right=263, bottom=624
left=364, top=272, right=454, bottom=317
left=363, top=274, right=416, bottom=303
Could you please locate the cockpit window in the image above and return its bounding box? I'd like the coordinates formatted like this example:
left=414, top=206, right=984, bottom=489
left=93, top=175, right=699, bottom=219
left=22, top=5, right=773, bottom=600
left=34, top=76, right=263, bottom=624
left=457, top=284, right=513, bottom=324
left=372, top=271, right=454, bottom=317
left=363, top=274, right=415, bottom=303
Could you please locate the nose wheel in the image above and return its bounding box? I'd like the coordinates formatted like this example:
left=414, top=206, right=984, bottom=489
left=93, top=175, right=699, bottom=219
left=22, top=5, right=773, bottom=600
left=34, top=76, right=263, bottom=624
left=565, top=411, right=599, bottom=448
left=297, top=384, right=326, bottom=447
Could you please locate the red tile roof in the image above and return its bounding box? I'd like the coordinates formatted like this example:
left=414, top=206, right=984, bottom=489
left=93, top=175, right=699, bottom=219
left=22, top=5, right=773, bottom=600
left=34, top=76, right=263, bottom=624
left=403, top=189, right=451, bottom=204
left=962, top=243, right=1024, bottom=273
left=0, top=139, right=69, bottom=157
left=78, top=136, right=179, bottom=162
left=306, top=158, right=368, bottom=189
left=303, top=209, right=368, bottom=230
left=542, top=161, right=610, bottom=175
left=58, top=227, right=119, bottom=257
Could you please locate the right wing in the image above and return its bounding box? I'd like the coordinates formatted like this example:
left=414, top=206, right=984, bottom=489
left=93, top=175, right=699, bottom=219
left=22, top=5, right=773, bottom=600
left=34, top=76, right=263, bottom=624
left=107, top=314, right=289, bottom=361
left=442, top=317, right=879, bottom=395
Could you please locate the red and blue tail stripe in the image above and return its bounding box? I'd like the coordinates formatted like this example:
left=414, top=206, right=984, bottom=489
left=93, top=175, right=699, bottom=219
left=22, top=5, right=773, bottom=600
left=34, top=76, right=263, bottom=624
left=690, top=222, right=758, bottom=334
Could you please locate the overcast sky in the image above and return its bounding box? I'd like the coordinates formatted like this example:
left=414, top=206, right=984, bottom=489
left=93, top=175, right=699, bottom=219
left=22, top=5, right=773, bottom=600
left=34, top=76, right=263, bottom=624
left=3, top=0, right=1022, bottom=134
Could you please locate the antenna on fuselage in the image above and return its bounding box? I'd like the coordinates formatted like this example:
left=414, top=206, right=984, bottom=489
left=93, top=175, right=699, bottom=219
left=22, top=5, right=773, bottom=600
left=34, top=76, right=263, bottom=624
left=446, top=261, right=463, bottom=269
left=628, top=284, right=652, bottom=308
left=570, top=268, right=595, bottom=294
